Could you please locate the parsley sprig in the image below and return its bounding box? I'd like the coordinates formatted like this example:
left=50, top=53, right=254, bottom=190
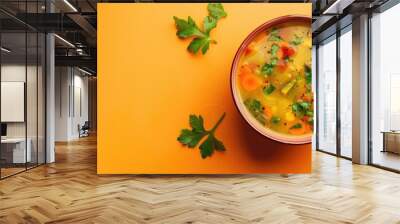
left=178, top=113, right=226, bottom=159
left=173, top=3, right=227, bottom=54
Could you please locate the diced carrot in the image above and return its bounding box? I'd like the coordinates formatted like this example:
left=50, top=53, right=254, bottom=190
left=278, top=42, right=296, bottom=59
left=239, top=64, right=252, bottom=78
left=279, top=42, right=289, bottom=48
left=276, top=60, right=287, bottom=72
left=244, top=42, right=256, bottom=56
left=264, top=106, right=273, bottom=118
left=302, top=94, right=313, bottom=102
left=241, top=74, right=261, bottom=91
left=286, top=47, right=296, bottom=57
left=304, top=123, right=312, bottom=133
left=277, top=49, right=283, bottom=59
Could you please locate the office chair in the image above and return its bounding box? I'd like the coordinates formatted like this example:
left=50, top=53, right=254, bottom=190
left=79, top=121, right=90, bottom=138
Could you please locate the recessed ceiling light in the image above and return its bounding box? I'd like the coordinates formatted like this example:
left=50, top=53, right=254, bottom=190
left=323, top=0, right=355, bottom=15
left=78, top=67, right=94, bottom=76
left=63, top=0, right=78, bottom=12
left=54, top=34, right=75, bottom=48
left=1, top=47, right=11, bottom=53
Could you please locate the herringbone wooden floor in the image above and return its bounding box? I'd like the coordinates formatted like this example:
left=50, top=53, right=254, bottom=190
left=1, top=135, right=400, bottom=224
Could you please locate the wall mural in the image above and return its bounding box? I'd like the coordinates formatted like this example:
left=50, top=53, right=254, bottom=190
left=98, top=3, right=312, bottom=174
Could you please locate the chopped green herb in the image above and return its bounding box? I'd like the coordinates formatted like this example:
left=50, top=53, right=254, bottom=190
left=268, top=27, right=282, bottom=42
left=261, top=57, right=278, bottom=76
left=290, top=123, right=302, bottom=129
left=271, top=116, right=281, bottom=124
left=245, top=99, right=262, bottom=113
left=291, top=35, right=303, bottom=45
left=177, top=113, right=226, bottom=159
left=173, top=3, right=227, bottom=55
left=292, top=101, right=311, bottom=118
left=261, top=63, right=274, bottom=76
left=271, top=57, right=278, bottom=66
left=244, top=99, right=266, bottom=125
left=270, top=44, right=280, bottom=56
left=306, top=111, right=313, bottom=117
left=263, top=84, right=276, bottom=95
left=305, top=65, right=312, bottom=84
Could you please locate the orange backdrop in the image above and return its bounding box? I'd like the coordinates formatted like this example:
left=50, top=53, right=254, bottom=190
left=98, top=3, right=312, bottom=174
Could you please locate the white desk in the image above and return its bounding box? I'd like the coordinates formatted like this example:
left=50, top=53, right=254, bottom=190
left=1, top=138, right=31, bottom=163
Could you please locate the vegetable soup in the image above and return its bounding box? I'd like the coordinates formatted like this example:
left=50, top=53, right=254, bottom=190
left=236, top=22, right=313, bottom=137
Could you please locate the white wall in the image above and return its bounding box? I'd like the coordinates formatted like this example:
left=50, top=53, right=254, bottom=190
left=55, top=67, right=89, bottom=141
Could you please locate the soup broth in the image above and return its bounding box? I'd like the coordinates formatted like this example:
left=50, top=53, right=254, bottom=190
left=236, top=22, right=313, bottom=136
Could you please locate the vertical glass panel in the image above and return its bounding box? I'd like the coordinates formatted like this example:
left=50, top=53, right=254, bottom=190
left=27, top=30, right=38, bottom=169
left=339, top=28, right=352, bottom=158
left=312, top=46, right=317, bottom=151
left=26, top=0, right=38, bottom=169
left=38, top=33, right=46, bottom=165
left=371, top=4, right=400, bottom=171
left=1, top=31, right=27, bottom=177
left=317, top=36, right=337, bottom=154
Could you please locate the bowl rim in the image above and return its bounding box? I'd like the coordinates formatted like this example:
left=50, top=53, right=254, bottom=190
left=230, top=15, right=312, bottom=145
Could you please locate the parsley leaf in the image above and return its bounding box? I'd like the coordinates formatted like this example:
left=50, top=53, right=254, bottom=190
left=178, top=113, right=226, bottom=159
left=203, top=16, right=217, bottom=34
left=199, top=135, right=225, bottom=159
left=268, top=27, right=282, bottom=42
left=261, top=63, right=274, bottom=76
left=177, top=129, right=206, bottom=148
left=263, top=84, right=276, bottom=95
left=244, top=99, right=266, bottom=125
left=290, top=123, right=302, bottom=129
left=207, top=3, right=227, bottom=20
left=270, top=44, right=280, bottom=56
left=261, top=45, right=279, bottom=76
left=187, top=37, right=209, bottom=54
left=305, top=64, right=312, bottom=84
left=173, top=16, right=205, bottom=39
left=271, top=116, right=281, bottom=124
left=292, top=101, right=311, bottom=118
left=173, top=3, right=227, bottom=55
left=189, top=114, right=205, bottom=132
left=291, top=35, right=303, bottom=45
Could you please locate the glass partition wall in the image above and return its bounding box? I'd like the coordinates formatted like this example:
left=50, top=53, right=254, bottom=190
left=370, top=3, right=400, bottom=171
left=315, top=25, right=353, bottom=159
left=317, top=35, right=337, bottom=155
left=0, top=2, right=46, bottom=179
left=339, top=26, right=352, bottom=159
